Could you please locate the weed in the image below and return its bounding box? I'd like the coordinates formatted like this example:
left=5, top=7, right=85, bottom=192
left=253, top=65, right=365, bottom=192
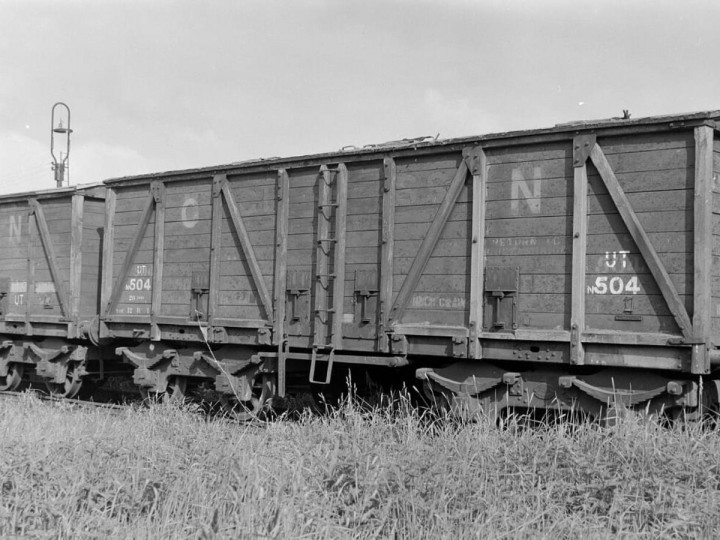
left=1, top=391, right=720, bottom=537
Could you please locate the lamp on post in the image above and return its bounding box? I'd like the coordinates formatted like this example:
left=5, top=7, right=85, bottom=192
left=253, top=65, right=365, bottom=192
left=50, top=102, right=72, bottom=188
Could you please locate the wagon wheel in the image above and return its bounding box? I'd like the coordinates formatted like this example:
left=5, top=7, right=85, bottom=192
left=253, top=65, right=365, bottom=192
left=139, top=376, right=188, bottom=404
left=0, top=363, right=25, bottom=392
left=220, top=373, right=276, bottom=422
left=163, top=376, right=188, bottom=404
left=45, top=362, right=83, bottom=399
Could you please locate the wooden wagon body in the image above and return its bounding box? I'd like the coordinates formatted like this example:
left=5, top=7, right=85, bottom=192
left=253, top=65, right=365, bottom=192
left=0, top=185, right=106, bottom=395
left=99, top=111, right=720, bottom=413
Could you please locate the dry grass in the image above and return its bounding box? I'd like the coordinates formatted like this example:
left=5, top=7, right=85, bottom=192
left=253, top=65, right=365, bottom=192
left=1, top=392, right=720, bottom=539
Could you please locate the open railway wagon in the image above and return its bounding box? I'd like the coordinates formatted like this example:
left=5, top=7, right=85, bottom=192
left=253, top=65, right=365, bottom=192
left=0, top=184, right=116, bottom=397
left=101, top=111, right=720, bottom=419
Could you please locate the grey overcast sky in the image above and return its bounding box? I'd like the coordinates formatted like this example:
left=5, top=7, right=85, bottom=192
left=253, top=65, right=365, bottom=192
left=1, top=0, right=718, bottom=194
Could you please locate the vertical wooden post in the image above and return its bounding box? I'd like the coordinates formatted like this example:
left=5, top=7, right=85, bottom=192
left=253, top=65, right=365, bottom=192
left=69, top=194, right=84, bottom=324
left=25, top=207, right=35, bottom=328
left=208, top=174, right=226, bottom=326
left=379, top=157, right=396, bottom=351
left=331, top=164, right=348, bottom=350
left=274, top=169, right=290, bottom=344
left=150, top=181, right=165, bottom=340
left=692, top=125, right=714, bottom=374
left=100, top=188, right=116, bottom=318
left=465, top=147, right=487, bottom=359
left=571, top=135, right=593, bottom=365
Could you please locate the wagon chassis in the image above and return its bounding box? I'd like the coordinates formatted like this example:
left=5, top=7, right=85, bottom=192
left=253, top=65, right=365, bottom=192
left=3, top=112, right=720, bottom=418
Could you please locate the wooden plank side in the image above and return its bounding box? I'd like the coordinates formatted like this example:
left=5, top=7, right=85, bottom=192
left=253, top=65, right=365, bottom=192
left=589, top=143, right=692, bottom=338
left=712, top=139, right=720, bottom=343
left=395, top=202, right=469, bottom=224
left=106, top=193, right=155, bottom=315
left=221, top=182, right=274, bottom=323
left=342, top=162, right=382, bottom=345
left=30, top=200, right=70, bottom=318
left=389, top=159, right=469, bottom=324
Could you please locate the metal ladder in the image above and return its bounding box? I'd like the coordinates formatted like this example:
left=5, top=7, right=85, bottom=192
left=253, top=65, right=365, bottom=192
left=310, top=163, right=347, bottom=384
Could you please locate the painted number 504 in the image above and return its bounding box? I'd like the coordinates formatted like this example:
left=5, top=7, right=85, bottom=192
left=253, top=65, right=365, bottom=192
left=588, top=275, right=640, bottom=295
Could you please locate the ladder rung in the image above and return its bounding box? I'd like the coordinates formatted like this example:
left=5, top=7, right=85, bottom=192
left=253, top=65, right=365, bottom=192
left=317, top=238, right=336, bottom=244
left=316, top=273, right=336, bottom=278
left=315, top=308, right=335, bottom=313
left=318, top=203, right=338, bottom=208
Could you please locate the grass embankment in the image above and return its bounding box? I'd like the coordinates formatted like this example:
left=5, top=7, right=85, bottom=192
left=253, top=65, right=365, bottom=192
left=1, top=394, right=720, bottom=539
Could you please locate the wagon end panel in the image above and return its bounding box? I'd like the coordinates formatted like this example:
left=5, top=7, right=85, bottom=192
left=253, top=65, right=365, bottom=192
left=0, top=191, right=100, bottom=337
left=25, top=198, right=73, bottom=322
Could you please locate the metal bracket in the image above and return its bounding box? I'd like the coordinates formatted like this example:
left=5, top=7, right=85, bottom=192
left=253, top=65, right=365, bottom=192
left=150, top=180, right=165, bottom=203
left=212, top=174, right=227, bottom=198
left=566, top=375, right=666, bottom=406
left=668, top=336, right=706, bottom=346
left=382, top=158, right=394, bottom=192
left=390, top=334, right=408, bottom=355
left=276, top=170, right=286, bottom=200
left=462, top=146, right=486, bottom=175
left=354, top=270, right=378, bottom=324
left=25, top=342, right=70, bottom=362
left=570, top=323, right=582, bottom=363
left=484, top=267, right=519, bottom=331
left=573, top=134, right=596, bottom=168
left=257, top=327, right=272, bottom=346
left=116, top=346, right=165, bottom=370
left=209, top=326, right=228, bottom=343
left=452, top=336, right=467, bottom=358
